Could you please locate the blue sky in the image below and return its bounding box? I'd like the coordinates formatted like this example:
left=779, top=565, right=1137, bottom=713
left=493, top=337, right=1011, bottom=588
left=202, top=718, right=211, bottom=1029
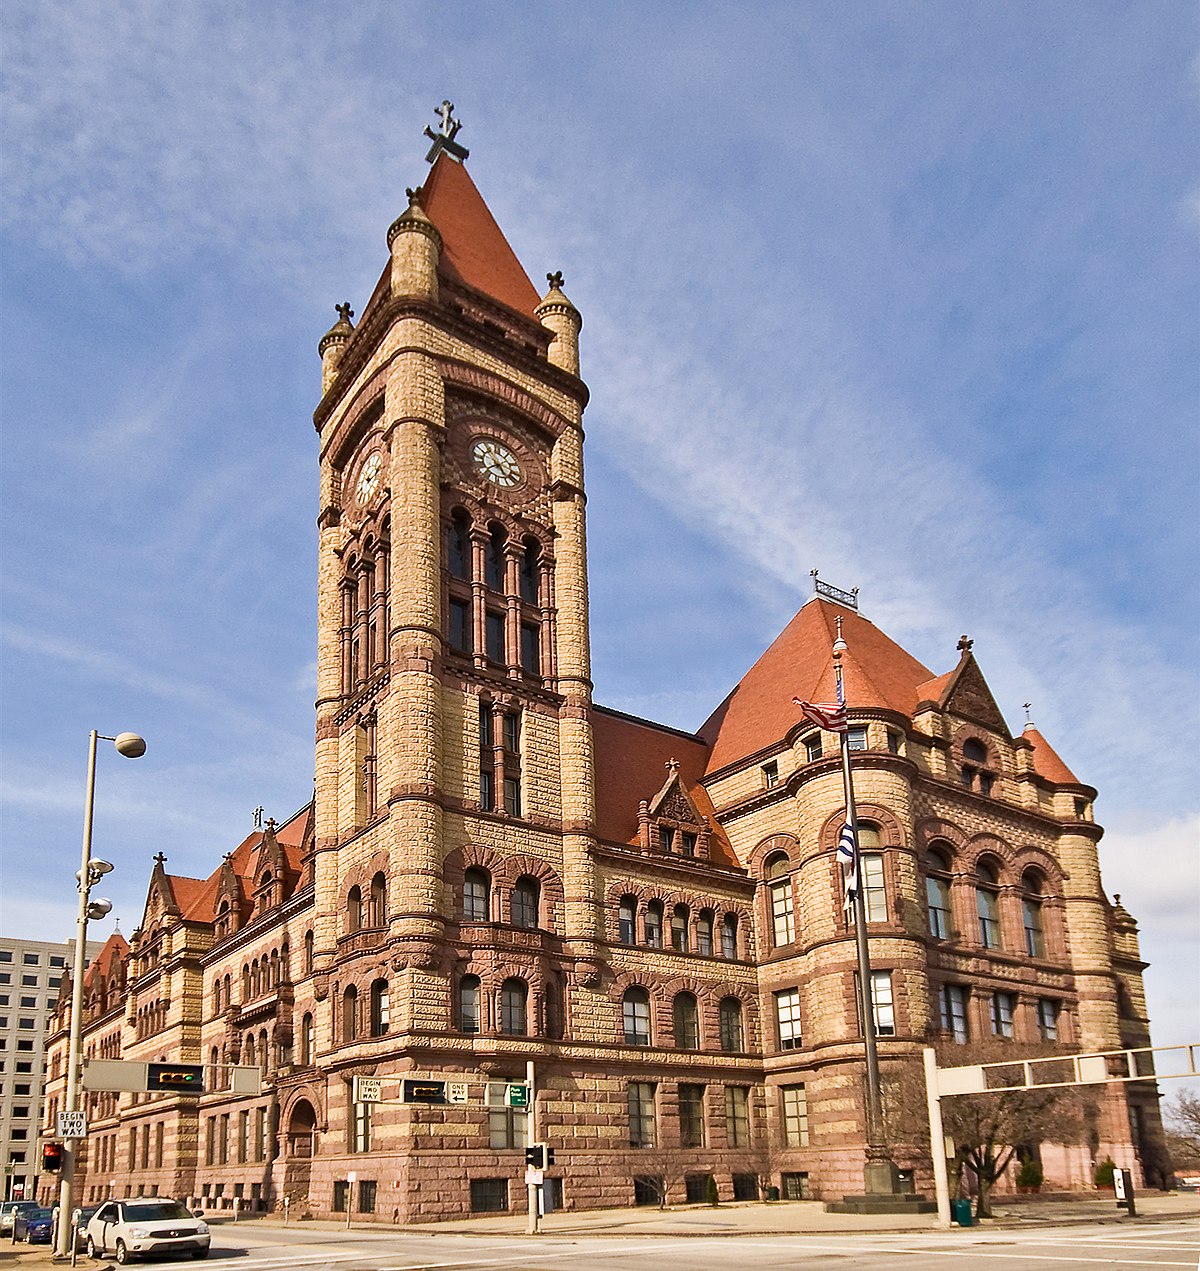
left=2, top=3, right=1197, bottom=1071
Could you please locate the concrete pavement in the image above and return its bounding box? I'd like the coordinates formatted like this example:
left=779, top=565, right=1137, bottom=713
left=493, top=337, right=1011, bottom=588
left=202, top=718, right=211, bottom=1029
left=0, top=1190, right=1194, bottom=1265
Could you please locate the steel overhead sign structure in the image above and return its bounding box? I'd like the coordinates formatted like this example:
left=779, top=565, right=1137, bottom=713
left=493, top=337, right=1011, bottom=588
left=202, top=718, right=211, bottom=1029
left=923, top=1041, right=1198, bottom=1228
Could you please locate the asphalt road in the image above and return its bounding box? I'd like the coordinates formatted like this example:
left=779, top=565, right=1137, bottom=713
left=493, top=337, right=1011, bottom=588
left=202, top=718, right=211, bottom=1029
left=197, top=1219, right=1200, bottom=1270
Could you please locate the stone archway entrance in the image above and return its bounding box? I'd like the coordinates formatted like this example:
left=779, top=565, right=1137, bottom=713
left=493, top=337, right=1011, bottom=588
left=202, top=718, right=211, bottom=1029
left=279, top=1097, right=318, bottom=1212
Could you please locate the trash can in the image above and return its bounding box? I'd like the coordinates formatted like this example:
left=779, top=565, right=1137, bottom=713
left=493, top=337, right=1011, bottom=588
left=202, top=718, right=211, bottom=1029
left=951, top=1198, right=973, bottom=1226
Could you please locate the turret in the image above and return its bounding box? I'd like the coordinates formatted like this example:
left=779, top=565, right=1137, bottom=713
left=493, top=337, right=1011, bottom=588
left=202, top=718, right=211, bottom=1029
left=386, top=187, right=442, bottom=303
left=317, top=303, right=355, bottom=395
left=536, top=270, right=582, bottom=375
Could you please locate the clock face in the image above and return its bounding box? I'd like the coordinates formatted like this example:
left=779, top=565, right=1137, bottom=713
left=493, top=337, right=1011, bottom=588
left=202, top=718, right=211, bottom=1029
left=471, top=438, right=522, bottom=488
left=356, top=452, right=382, bottom=504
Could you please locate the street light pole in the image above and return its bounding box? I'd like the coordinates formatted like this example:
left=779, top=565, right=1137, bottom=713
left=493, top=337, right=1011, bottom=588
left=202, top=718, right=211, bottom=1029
left=54, top=730, right=144, bottom=1260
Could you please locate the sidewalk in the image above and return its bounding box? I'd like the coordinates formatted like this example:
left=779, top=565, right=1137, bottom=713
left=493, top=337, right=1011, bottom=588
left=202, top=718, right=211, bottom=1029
left=0, top=1191, right=1194, bottom=1262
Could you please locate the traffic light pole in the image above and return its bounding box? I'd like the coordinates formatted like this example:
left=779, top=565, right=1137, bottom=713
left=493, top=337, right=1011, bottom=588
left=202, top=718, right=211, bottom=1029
left=525, top=1060, right=538, bottom=1235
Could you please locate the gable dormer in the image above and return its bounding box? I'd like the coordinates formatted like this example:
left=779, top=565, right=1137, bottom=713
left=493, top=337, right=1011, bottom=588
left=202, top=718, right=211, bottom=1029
left=212, top=856, right=247, bottom=941
left=637, top=760, right=713, bottom=862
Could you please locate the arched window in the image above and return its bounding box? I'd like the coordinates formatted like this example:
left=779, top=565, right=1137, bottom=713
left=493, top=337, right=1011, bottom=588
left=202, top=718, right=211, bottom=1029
left=545, top=974, right=564, bottom=1041
left=1021, top=869, right=1046, bottom=958
left=212, top=981, right=222, bottom=1016
left=459, top=976, right=481, bottom=1034
left=623, top=987, right=651, bottom=1045
left=765, top=851, right=795, bottom=946
left=963, top=739, right=987, bottom=764
left=696, top=910, right=714, bottom=956
left=210, top=1045, right=220, bottom=1070
left=976, top=859, right=1002, bottom=949
left=280, top=940, right=290, bottom=985
left=485, top=524, right=507, bottom=592
left=720, top=913, right=738, bottom=960
left=259, top=1027, right=269, bottom=1071
left=447, top=510, right=472, bottom=580
left=270, top=948, right=281, bottom=987
left=342, top=986, right=358, bottom=1042
left=369, top=872, right=387, bottom=927
left=643, top=900, right=663, bottom=948
left=369, top=979, right=389, bottom=1036
left=926, top=846, right=953, bottom=939
left=300, top=1013, right=314, bottom=1066
left=244, top=1033, right=256, bottom=1066
left=856, top=823, right=887, bottom=923
left=519, top=537, right=540, bottom=604
left=673, top=992, right=700, bottom=1049
left=463, top=868, right=491, bottom=921
left=671, top=904, right=690, bottom=952
left=303, top=931, right=314, bottom=974
left=618, top=895, right=637, bottom=945
left=961, top=738, right=995, bottom=795
left=719, top=997, right=745, bottom=1052
left=223, top=974, right=231, bottom=1008
left=241, top=964, right=251, bottom=1000
left=512, top=876, right=539, bottom=929
left=347, top=886, right=363, bottom=933
left=500, top=978, right=527, bottom=1036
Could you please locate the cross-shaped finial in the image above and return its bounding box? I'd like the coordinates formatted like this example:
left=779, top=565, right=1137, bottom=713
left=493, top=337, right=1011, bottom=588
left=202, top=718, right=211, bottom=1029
left=665, top=757, right=680, bottom=774
left=335, top=303, right=354, bottom=324
left=1022, top=702, right=1033, bottom=724
left=547, top=270, right=564, bottom=290
left=152, top=852, right=167, bottom=867
left=424, top=100, right=469, bottom=164
left=957, top=634, right=974, bottom=652
left=253, top=806, right=264, bottom=829
left=265, top=817, right=277, bottom=833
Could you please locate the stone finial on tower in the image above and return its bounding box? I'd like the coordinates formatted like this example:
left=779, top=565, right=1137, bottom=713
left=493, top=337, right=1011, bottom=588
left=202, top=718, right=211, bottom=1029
left=386, top=186, right=442, bottom=303
left=957, top=634, right=974, bottom=653
left=535, top=270, right=582, bottom=375
left=318, top=304, right=355, bottom=394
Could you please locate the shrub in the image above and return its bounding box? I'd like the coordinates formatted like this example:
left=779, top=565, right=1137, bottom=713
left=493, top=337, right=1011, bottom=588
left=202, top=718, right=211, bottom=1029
left=1016, top=1155, right=1043, bottom=1189
left=1094, top=1156, right=1117, bottom=1188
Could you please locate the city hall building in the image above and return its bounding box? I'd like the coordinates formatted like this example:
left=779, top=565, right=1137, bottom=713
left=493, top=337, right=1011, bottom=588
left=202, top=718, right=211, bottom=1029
left=42, top=117, right=1167, bottom=1221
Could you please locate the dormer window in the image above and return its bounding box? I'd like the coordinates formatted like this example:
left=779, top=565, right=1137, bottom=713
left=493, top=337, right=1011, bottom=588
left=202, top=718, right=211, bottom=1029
left=847, top=726, right=868, bottom=752
left=960, top=738, right=996, bottom=796
left=658, top=826, right=674, bottom=853
left=804, top=735, right=823, bottom=764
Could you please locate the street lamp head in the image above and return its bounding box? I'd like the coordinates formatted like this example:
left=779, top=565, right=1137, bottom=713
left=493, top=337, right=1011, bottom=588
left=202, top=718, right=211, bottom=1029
left=113, top=733, right=147, bottom=759
left=86, top=899, right=113, bottom=920
left=89, top=859, right=115, bottom=879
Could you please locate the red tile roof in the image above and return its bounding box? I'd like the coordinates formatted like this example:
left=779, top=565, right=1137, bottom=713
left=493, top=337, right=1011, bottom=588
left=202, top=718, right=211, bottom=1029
left=590, top=705, right=738, bottom=868
left=699, top=599, right=936, bottom=772
left=421, top=156, right=541, bottom=317
left=1023, top=725, right=1081, bottom=784
left=84, top=932, right=129, bottom=989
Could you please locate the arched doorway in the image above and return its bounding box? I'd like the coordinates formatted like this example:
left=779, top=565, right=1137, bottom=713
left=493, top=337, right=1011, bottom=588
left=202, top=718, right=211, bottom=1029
left=286, top=1099, right=317, bottom=1158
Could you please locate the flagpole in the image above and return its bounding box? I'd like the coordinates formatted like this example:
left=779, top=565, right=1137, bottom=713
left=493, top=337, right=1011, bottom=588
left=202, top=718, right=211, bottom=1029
left=832, top=621, right=888, bottom=1174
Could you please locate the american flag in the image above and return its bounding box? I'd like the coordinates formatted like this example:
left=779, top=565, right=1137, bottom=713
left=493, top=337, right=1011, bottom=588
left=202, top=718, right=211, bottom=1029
left=793, top=698, right=849, bottom=733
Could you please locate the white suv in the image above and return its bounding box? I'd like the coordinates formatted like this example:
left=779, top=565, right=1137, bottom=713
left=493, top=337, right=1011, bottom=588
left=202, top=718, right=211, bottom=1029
left=85, top=1199, right=209, bottom=1263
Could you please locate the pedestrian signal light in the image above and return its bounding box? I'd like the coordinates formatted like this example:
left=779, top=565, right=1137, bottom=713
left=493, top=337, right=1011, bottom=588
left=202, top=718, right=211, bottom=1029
left=42, top=1142, right=64, bottom=1172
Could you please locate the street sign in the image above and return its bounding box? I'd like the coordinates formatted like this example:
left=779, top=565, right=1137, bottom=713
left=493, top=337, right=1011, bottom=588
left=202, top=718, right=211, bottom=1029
left=446, top=1082, right=469, bottom=1105
left=505, top=1082, right=529, bottom=1108
left=524, top=1166, right=544, bottom=1186
left=353, top=1077, right=383, bottom=1103
left=58, top=1111, right=87, bottom=1139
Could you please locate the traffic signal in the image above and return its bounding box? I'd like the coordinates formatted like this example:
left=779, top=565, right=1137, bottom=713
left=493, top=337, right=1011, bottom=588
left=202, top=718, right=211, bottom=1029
left=147, top=1063, right=205, bottom=1095
left=42, top=1142, right=64, bottom=1172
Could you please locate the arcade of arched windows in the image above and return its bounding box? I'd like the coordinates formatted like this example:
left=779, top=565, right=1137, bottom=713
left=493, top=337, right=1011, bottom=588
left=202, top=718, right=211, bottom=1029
left=608, top=971, right=760, bottom=1054
left=134, top=998, right=169, bottom=1040
left=451, top=958, right=566, bottom=1042
left=338, top=518, right=390, bottom=698
left=443, top=503, right=556, bottom=684
left=444, top=845, right=566, bottom=934
left=950, top=727, right=1002, bottom=798
left=209, top=940, right=292, bottom=1019
left=342, top=863, right=390, bottom=938
left=330, top=973, right=393, bottom=1047
left=604, top=880, right=752, bottom=962
left=915, top=819, right=1067, bottom=961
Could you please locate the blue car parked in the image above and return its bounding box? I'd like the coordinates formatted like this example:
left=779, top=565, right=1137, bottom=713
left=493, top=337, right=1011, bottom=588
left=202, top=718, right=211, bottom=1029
left=12, top=1206, right=53, bottom=1244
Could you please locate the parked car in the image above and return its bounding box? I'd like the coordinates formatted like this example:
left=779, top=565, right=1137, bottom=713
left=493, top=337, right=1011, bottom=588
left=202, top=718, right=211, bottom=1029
left=85, top=1198, right=209, bottom=1263
left=13, top=1207, right=53, bottom=1244
left=73, top=1205, right=102, bottom=1251
left=0, top=1201, right=40, bottom=1236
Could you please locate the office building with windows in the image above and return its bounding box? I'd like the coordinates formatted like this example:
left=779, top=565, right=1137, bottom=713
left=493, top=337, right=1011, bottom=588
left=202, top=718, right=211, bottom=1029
left=42, top=118, right=1166, bottom=1220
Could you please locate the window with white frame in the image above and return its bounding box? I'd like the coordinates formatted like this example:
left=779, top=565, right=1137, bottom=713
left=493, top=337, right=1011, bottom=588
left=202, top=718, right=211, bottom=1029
left=976, top=859, right=1002, bottom=949
left=1036, top=998, right=1059, bottom=1041
left=766, top=852, right=795, bottom=946
left=623, top=987, right=651, bottom=1046
left=939, top=984, right=969, bottom=1042
left=857, top=970, right=896, bottom=1037
left=991, top=991, right=1016, bottom=1038
left=781, top=1084, right=809, bottom=1147
left=627, top=1081, right=656, bottom=1148
left=926, top=847, right=953, bottom=938
left=775, top=988, right=802, bottom=1051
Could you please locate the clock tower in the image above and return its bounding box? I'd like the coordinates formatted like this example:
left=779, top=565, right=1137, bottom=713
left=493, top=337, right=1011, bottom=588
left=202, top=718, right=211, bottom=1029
left=310, top=120, right=601, bottom=1063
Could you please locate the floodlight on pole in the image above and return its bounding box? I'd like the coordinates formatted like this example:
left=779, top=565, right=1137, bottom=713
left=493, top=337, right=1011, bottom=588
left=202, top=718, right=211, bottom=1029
left=55, top=730, right=145, bottom=1258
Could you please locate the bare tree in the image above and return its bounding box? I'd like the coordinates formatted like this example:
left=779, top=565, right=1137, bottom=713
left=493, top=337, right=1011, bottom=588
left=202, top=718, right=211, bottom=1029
left=1163, top=1090, right=1200, bottom=1170
left=882, top=1043, right=1096, bottom=1219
